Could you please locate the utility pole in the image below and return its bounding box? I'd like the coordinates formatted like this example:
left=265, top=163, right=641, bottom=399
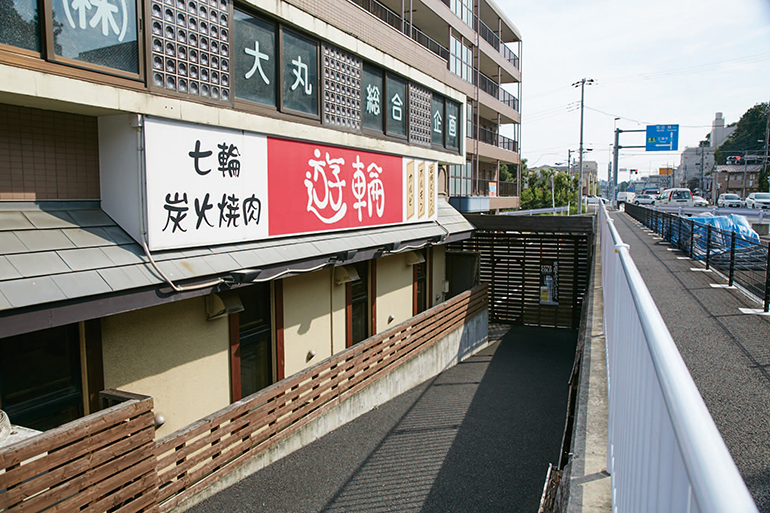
left=765, top=100, right=770, bottom=192
left=573, top=78, right=594, bottom=211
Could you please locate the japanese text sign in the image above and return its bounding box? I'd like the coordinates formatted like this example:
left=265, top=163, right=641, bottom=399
left=142, top=118, right=437, bottom=250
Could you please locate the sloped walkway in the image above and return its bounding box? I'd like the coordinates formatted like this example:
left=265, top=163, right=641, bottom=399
left=186, top=325, right=577, bottom=513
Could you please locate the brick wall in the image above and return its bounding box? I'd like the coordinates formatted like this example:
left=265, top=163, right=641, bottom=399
left=0, top=104, right=100, bottom=201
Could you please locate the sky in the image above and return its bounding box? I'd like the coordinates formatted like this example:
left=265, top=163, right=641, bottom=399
left=495, top=0, right=770, bottom=184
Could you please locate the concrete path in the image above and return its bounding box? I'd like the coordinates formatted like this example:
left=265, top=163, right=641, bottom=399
left=610, top=209, right=770, bottom=512
left=186, top=325, right=577, bottom=513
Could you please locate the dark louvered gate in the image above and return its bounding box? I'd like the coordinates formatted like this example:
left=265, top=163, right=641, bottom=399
left=449, top=215, right=594, bottom=329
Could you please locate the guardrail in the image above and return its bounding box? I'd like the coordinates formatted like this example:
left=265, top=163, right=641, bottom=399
left=625, top=203, right=770, bottom=311
left=600, top=203, right=758, bottom=513
left=502, top=206, right=568, bottom=216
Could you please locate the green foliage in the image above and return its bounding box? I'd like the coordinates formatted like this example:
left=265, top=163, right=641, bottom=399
left=715, top=102, right=768, bottom=164
left=519, top=169, right=578, bottom=211
left=499, top=164, right=514, bottom=183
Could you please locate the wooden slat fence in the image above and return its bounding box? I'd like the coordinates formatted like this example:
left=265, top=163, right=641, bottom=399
left=0, top=286, right=486, bottom=512
left=0, top=392, right=158, bottom=513
left=154, top=285, right=487, bottom=511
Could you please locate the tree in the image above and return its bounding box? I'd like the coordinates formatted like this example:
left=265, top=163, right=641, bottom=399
left=715, top=102, right=768, bottom=164
left=499, top=164, right=514, bottom=183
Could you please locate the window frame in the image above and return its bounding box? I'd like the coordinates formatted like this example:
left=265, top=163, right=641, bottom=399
left=278, top=26, right=320, bottom=121
left=0, top=0, right=146, bottom=81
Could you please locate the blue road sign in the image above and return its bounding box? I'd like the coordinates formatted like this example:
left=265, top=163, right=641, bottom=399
left=645, top=124, right=679, bottom=151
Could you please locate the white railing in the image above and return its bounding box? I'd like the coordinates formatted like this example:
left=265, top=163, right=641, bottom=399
left=600, top=204, right=758, bottom=513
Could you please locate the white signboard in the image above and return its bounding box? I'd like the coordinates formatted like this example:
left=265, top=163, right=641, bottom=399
left=144, top=118, right=269, bottom=250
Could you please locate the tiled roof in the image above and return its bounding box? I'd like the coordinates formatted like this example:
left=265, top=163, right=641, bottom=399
left=0, top=199, right=472, bottom=312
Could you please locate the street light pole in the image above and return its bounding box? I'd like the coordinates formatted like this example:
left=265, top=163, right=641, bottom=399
left=573, top=78, right=594, bottom=212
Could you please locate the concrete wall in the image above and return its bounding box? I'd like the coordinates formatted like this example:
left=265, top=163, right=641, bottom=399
left=172, top=308, right=489, bottom=512
left=101, top=297, right=230, bottom=438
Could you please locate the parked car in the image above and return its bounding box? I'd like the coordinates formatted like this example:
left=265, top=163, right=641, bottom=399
left=633, top=194, right=655, bottom=205
left=616, top=191, right=635, bottom=205
left=745, top=192, right=770, bottom=209
left=692, top=195, right=708, bottom=207
left=717, top=193, right=744, bottom=208
left=658, top=188, right=694, bottom=207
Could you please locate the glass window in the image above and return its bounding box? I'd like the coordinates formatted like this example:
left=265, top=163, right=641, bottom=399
left=362, top=63, right=383, bottom=131
left=0, top=324, right=83, bottom=431
left=0, top=0, right=41, bottom=51
left=234, top=9, right=277, bottom=107
left=237, top=283, right=273, bottom=398
left=282, top=29, right=317, bottom=116
left=350, top=261, right=369, bottom=345
left=52, top=0, right=139, bottom=73
left=450, top=36, right=473, bottom=84
left=432, top=95, right=444, bottom=147
left=385, top=74, right=406, bottom=137
left=446, top=100, right=460, bottom=151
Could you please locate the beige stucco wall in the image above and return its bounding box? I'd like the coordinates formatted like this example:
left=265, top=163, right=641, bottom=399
left=431, top=245, right=447, bottom=308
left=376, top=253, right=415, bottom=332
left=282, top=268, right=346, bottom=377
left=101, top=297, right=230, bottom=438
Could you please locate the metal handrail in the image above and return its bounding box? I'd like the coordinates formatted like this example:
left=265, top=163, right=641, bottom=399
left=349, top=0, right=449, bottom=61
left=600, top=203, right=758, bottom=513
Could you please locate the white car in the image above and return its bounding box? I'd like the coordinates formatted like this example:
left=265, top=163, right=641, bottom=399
left=717, top=193, right=744, bottom=208
left=658, top=188, right=694, bottom=207
left=633, top=194, right=655, bottom=205
left=584, top=196, right=608, bottom=205
left=692, top=195, right=708, bottom=207
left=745, top=192, right=770, bottom=209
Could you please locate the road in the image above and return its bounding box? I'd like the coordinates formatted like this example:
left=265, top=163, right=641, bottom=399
left=609, top=209, right=770, bottom=512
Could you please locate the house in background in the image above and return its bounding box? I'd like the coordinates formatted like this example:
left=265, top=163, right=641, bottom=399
left=0, top=0, right=519, bottom=441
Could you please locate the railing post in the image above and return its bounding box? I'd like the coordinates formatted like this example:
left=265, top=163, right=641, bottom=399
left=706, top=225, right=712, bottom=270
left=689, top=219, right=694, bottom=258
left=678, top=215, right=683, bottom=248
left=729, top=230, right=736, bottom=287
left=764, top=243, right=770, bottom=313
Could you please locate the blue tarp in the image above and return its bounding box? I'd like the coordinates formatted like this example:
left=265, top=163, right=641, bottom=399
left=690, top=213, right=761, bottom=258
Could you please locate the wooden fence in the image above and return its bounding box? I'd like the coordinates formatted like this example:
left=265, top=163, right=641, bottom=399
left=154, top=285, right=487, bottom=511
left=0, top=286, right=487, bottom=512
left=0, top=392, right=158, bottom=513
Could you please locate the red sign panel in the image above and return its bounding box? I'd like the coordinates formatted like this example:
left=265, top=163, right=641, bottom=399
left=267, top=138, right=404, bottom=236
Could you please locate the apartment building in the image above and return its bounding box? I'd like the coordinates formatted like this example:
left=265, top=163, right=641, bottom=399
left=714, top=164, right=763, bottom=199
left=0, top=0, right=519, bottom=441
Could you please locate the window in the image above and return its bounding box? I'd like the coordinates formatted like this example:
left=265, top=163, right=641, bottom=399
left=230, top=283, right=274, bottom=400
left=446, top=100, right=460, bottom=151
left=431, top=95, right=444, bottom=147
left=451, top=0, right=472, bottom=27
left=1, top=0, right=142, bottom=76
left=347, top=261, right=370, bottom=346
left=281, top=29, right=318, bottom=117
left=362, top=63, right=384, bottom=132
left=450, top=36, right=473, bottom=84
left=413, top=249, right=428, bottom=315
left=449, top=162, right=472, bottom=195
left=234, top=9, right=277, bottom=107
left=385, top=74, right=406, bottom=138
left=0, top=324, right=83, bottom=431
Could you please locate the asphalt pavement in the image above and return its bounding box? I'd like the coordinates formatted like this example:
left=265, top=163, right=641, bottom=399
left=610, top=209, right=770, bottom=512
left=186, top=325, right=577, bottom=513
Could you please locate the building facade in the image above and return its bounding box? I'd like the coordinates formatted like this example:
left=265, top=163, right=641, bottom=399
left=0, top=0, right=519, bottom=438
left=714, top=164, right=762, bottom=199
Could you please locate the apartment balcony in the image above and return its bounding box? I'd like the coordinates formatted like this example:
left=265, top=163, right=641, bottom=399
left=469, top=124, right=519, bottom=163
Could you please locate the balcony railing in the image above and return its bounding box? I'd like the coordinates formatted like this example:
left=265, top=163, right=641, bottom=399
left=473, top=15, right=520, bottom=69
left=472, top=124, right=518, bottom=153
left=478, top=71, right=519, bottom=111
left=350, top=0, right=449, bottom=61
